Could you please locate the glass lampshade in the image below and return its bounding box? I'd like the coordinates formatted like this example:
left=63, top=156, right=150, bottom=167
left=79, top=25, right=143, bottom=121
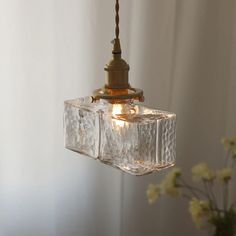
left=64, top=97, right=176, bottom=175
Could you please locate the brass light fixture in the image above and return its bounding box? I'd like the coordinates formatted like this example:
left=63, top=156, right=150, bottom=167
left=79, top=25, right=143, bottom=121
left=64, top=0, right=176, bottom=176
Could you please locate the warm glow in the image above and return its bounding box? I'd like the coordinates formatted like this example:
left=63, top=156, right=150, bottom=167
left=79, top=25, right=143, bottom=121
left=112, top=104, right=123, bottom=114
left=112, top=104, right=125, bottom=128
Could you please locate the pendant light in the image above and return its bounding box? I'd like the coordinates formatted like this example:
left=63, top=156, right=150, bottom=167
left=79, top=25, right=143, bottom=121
left=64, top=0, right=177, bottom=176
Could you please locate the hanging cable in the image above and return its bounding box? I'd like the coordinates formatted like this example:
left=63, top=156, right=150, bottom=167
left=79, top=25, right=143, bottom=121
left=115, top=0, right=119, bottom=39
left=112, top=0, right=121, bottom=54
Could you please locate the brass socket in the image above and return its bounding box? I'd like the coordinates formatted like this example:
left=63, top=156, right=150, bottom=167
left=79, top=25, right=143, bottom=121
left=105, top=54, right=130, bottom=89
left=92, top=39, right=144, bottom=102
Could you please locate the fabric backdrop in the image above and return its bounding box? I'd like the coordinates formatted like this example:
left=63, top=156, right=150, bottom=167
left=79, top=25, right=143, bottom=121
left=0, top=0, right=236, bottom=236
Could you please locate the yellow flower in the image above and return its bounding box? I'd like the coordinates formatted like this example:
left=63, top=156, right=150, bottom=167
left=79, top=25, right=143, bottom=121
left=146, top=184, right=160, bottom=204
left=217, top=168, right=232, bottom=183
left=192, top=163, right=215, bottom=182
left=221, top=137, right=236, bottom=154
left=189, top=198, right=211, bottom=229
left=161, top=168, right=181, bottom=197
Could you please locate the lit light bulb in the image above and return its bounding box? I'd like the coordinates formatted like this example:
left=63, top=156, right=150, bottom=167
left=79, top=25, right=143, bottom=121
left=112, top=104, right=125, bottom=128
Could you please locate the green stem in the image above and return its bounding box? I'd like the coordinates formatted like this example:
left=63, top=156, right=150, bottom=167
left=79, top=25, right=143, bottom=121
left=209, top=182, right=218, bottom=207
left=225, top=150, right=231, bottom=168
left=178, top=178, right=224, bottom=215
left=182, top=193, right=192, bottom=200
left=203, top=181, right=217, bottom=211
left=205, top=181, right=219, bottom=211
left=204, top=181, right=217, bottom=206
left=223, top=182, right=229, bottom=211
left=178, top=177, right=210, bottom=198
left=230, top=202, right=236, bottom=210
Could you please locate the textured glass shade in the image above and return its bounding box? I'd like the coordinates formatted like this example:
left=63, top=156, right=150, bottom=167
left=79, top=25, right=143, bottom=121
left=64, top=97, right=176, bottom=176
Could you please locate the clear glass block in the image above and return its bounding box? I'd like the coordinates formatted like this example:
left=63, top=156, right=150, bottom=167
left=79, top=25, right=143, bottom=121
left=64, top=97, right=176, bottom=176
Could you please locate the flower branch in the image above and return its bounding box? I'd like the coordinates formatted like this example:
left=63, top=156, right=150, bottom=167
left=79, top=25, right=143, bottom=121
left=146, top=137, right=236, bottom=236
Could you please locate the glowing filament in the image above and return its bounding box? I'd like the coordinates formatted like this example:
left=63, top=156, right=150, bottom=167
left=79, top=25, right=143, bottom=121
left=112, top=104, right=125, bottom=128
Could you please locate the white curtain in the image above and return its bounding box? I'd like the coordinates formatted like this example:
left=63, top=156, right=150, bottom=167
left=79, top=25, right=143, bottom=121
left=0, top=0, right=235, bottom=236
